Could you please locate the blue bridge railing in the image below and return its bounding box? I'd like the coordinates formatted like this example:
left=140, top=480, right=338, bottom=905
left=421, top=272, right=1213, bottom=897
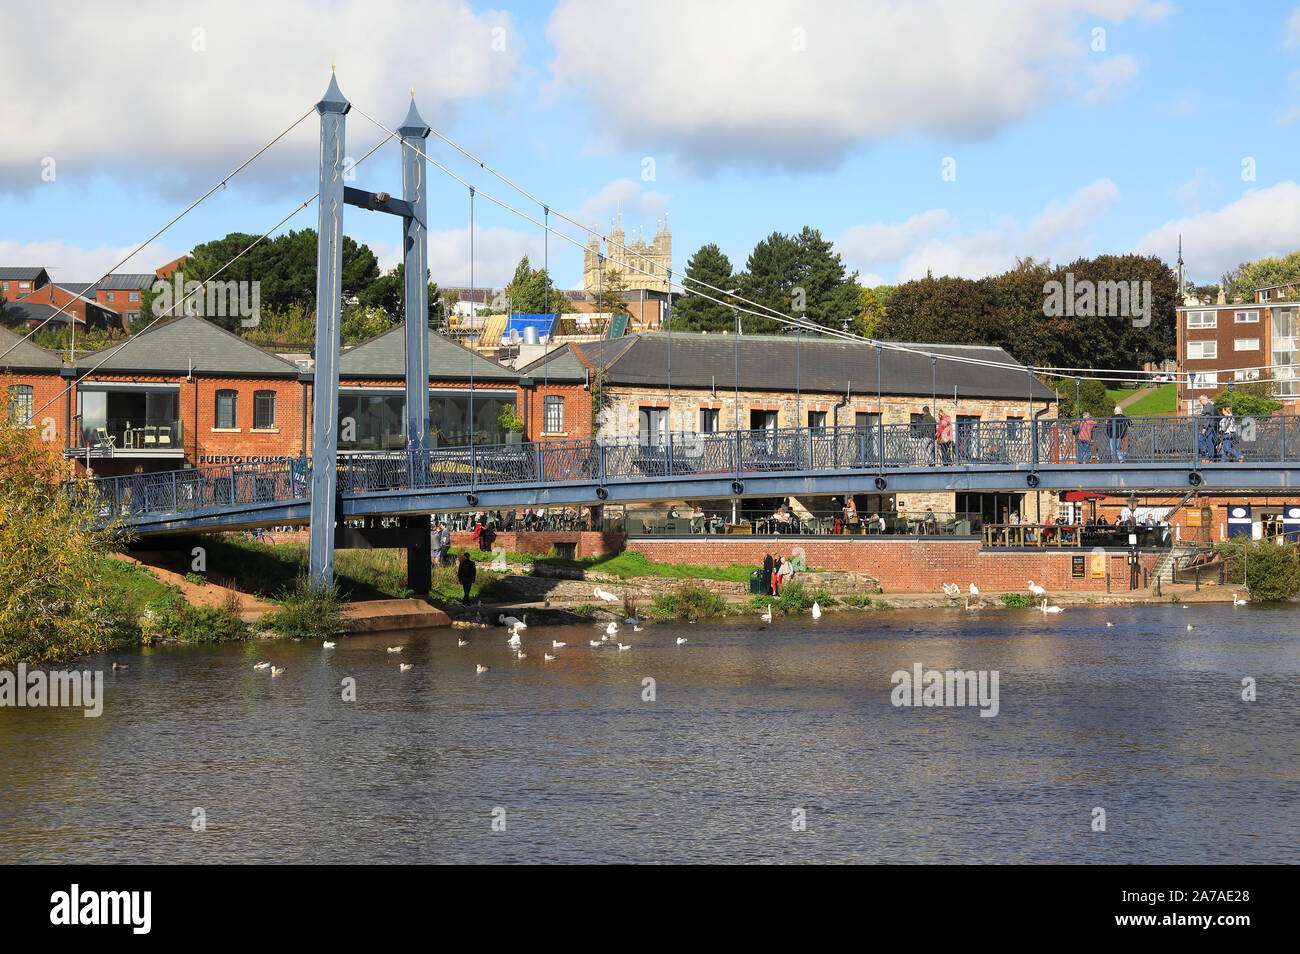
left=72, top=413, right=1299, bottom=526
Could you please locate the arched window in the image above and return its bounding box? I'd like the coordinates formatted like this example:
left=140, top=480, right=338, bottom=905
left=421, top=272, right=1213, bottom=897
left=253, top=390, right=276, bottom=430
left=215, top=389, right=237, bottom=429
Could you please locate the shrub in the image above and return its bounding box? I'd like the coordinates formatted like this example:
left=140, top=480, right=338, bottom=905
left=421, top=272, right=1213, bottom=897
left=1001, top=593, right=1032, bottom=608
left=151, top=594, right=248, bottom=644
left=845, top=593, right=872, bottom=608
left=573, top=603, right=596, bottom=617
left=266, top=575, right=349, bottom=639
left=649, top=585, right=726, bottom=620
left=184, top=572, right=208, bottom=587
left=1215, top=541, right=1300, bottom=602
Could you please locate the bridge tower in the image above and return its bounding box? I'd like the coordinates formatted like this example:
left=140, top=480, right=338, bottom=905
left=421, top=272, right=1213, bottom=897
left=309, top=73, right=433, bottom=592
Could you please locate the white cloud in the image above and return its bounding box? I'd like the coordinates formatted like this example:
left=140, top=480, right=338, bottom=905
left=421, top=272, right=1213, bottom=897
left=1135, top=182, right=1300, bottom=284
left=567, top=178, right=669, bottom=235
left=423, top=226, right=546, bottom=288
left=0, top=0, right=521, bottom=189
left=1173, top=168, right=1209, bottom=207
left=0, top=238, right=184, bottom=285
left=837, top=210, right=952, bottom=271
left=546, top=0, right=1167, bottom=169
left=841, top=179, right=1120, bottom=281
left=1286, top=6, right=1300, bottom=47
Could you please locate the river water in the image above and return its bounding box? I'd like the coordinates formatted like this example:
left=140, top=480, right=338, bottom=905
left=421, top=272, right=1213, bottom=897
left=1, top=603, right=1296, bottom=864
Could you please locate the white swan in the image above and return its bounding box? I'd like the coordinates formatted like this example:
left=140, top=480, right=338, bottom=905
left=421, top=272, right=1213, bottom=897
left=253, top=661, right=270, bottom=670
left=595, top=587, right=618, bottom=602
left=322, top=641, right=335, bottom=649
left=676, top=637, right=688, bottom=645
left=1186, top=623, right=1193, bottom=631
left=1233, top=593, right=1247, bottom=606
left=942, top=582, right=960, bottom=597
left=1105, top=622, right=1114, bottom=628
left=966, top=583, right=980, bottom=609
left=506, top=631, right=521, bottom=647
left=386, top=646, right=402, bottom=654
left=1040, top=599, right=1063, bottom=615
left=1027, top=580, right=1046, bottom=596
left=457, top=637, right=469, bottom=647
left=499, top=615, right=525, bottom=631
left=589, top=639, right=602, bottom=647
left=605, top=621, right=619, bottom=636
left=811, top=602, right=822, bottom=619
left=476, top=664, right=490, bottom=673
left=617, top=643, right=631, bottom=651
left=760, top=605, right=773, bottom=623
left=399, top=663, right=413, bottom=672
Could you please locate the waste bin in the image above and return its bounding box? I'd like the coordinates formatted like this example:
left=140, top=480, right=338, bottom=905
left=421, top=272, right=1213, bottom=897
left=748, top=570, right=764, bottom=595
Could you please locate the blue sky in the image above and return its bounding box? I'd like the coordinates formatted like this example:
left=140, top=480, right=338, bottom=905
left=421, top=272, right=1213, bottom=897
left=2, top=0, right=1299, bottom=293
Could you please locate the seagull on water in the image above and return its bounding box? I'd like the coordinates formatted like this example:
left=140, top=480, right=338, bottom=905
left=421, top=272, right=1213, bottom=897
left=544, top=653, right=556, bottom=662
left=589, top=639, right=602, bottom=648
left=270, top=666, right=285, bottom=677
left=676, top=637, right=688, bottom=645
left=253, top=661, right=270, bottom=670
left=552, top=640, right=566, bottom=648
left=111, top=662, right=128, bottom=671
left=457, top=637, right=469, bottom=647
left=1186, top=623, right=1193, bottom=631
left=1105, top=622, right=1114, bottom=628
left=617, top=643, right=631, bottom=651
left=386, top=646, right=402, bottom=654
left=399, top=663, right=413, bottom=672
left=476, top=664, right=490, bottom=674
left=322, top=641, right=335, bottom=649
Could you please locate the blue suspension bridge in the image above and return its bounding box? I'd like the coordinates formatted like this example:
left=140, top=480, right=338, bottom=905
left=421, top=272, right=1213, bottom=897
left=52, top=75, right=1300, bottom=594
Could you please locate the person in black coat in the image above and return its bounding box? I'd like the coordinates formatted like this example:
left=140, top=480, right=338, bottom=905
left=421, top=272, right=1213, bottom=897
left=761, top=553, right=774, bottom=596
left=457, top=551, right=476, bottom=603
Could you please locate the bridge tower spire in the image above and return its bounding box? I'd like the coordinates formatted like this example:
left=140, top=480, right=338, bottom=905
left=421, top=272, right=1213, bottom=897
left=308, top=72, right=351, bottom=591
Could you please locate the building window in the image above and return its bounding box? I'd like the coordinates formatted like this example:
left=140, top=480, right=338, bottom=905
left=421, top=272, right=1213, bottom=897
left=125, top=311, right=140, bottom=322
left=1234, top=368, right=1261, bottom=382
left=1234, top=338, right=1260, bottom=351
left=1186, top=310, right=1216, bottom=329
left=1260, top=289, right=1272, bottom=301
left=638, top=406, right=668, bottom=446
left=128, top=291, right=140, bottom=302
left=1187, top=340, right=1217, bottom=359
left=1006, top=417, right=1023, bottom=441
left=215, top=389, right=238, bottom=428
left=106, top=291, right=115, bottom=303
left=18, top=281, right=30, bottom=290
left=1234, top=310, right=1259, bottom=323
left=699, top=408, right=719, bottom=433
left=1188, top=372, right=1218, bottom=390
left=253, top=390, right=276, bottom=430
left=8, top=384, right=33, bottom=425
left=543, top=395, right=564, bottom=432
left=1, top=281, right=7, bottom=292
left=807, top=410, right=827, bottom=432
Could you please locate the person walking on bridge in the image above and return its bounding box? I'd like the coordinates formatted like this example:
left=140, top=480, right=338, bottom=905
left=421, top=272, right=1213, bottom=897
left=1197, top=394, right=1220, bottom=462
left=936, top=412, right=955, bottom=465
left=1072, top=412, right=1097, bottom=464
left=920, top=405, right=937, bottom=463
left=1106, top=405, right=1131, bottom=463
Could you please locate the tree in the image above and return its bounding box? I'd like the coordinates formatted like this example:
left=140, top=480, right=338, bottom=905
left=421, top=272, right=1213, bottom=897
left=736, top=231, right=801, bottom=333
left=1222, top=250, right=1300, bottom=304
left=0, top=395, right=128, bottom=665
left=1052, top=377, right=1110, bottom=418
left=356, top=263, right=441, bottom=325
left=1215, top=539, right=1300, bottom=602
left=671, top=243, right=735, bottom=333
left=595, top=267, right=629, bottom=320
left=1213, top=378, right=1282, bottom=416
left=502, top=255, right=573, bottom=315
left=791, top=226, right=862, bottom=333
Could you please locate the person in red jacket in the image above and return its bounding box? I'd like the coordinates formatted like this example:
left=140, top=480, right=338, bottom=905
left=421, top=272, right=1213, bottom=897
left=1071, top=412, right=1097, bottom=464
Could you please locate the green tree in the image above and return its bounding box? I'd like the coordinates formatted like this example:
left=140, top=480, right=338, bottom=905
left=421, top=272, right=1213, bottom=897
left=0, top=399, right=128, bottom=665
left=736, top=231, right=801, bottom=333
left=1213, top=378, right=1282, bottom=416
left=1221, top=250, right=1300, bottom=304
left=671, top=243, right=736, bottom=333
left=502, top=255, right=572, bottom=315
left=1215, top=540, right=1300, bottom=602
left=791, top=226, right=863, bottom=333
left=1053, top=377, right=1110, bottom=418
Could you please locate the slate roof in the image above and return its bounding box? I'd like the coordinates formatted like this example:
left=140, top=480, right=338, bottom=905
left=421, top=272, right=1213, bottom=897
left=0, top=324, right=66, bottom=371
left=515, top=344, right=589, bottom=382
left=74, top=315, right=300, bottom=377
left=87, top=273, right=156, bottom=292
left=531, top=332, right=1057, bottom=401
left=5, top=301, right=85, bottom=327
left=0, top=266, right=50, bottom=283
left=340, top=326, right=519, bottom=382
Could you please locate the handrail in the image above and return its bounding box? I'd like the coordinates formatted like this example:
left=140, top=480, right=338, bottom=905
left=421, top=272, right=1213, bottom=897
left=67, top=413, right=1300, bottom=526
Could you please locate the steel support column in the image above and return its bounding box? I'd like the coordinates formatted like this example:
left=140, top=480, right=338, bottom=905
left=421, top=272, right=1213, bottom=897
left=308, top=74, right=350, bottom=589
